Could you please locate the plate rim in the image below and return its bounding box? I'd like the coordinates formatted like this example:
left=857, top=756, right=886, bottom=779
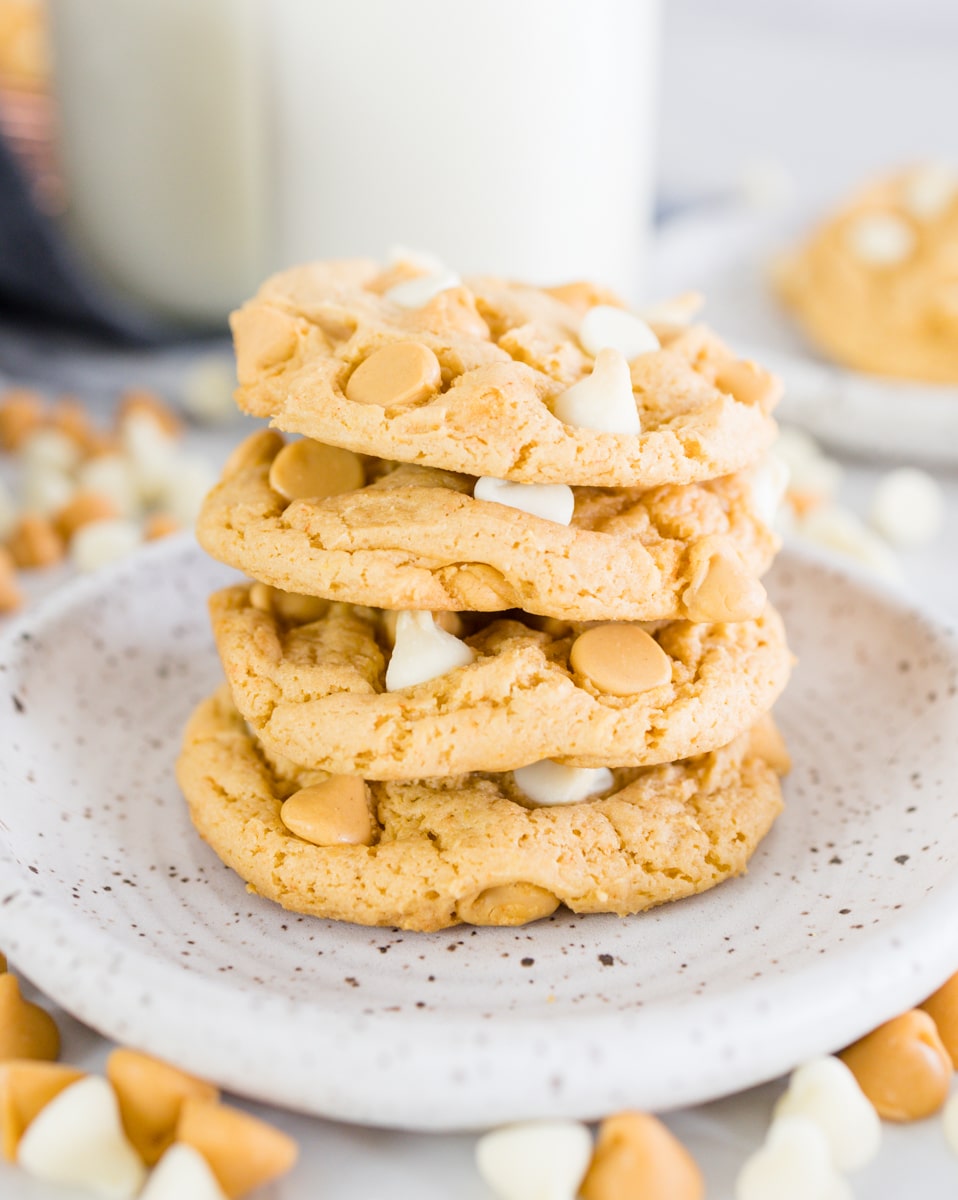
left=2, top=536, right=958, bottom=1130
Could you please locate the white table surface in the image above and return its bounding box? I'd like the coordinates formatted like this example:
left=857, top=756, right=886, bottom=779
left=1, top=429, right=957, bottom=1199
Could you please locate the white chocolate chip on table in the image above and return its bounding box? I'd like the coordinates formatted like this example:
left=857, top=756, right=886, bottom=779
left=16, top=1075, right=146, bottom=1199
left=0, top=1060, right=85, bottom=1160
left=735, top=1114, right=852, bottom=1200
left=869, top=468, right=945, bottom=548
left=475, top=1119, right=593, bottom=1200
left=140, top=1143, right=228, bottom=1200
left=773, top=1056, right=880, bottom=1171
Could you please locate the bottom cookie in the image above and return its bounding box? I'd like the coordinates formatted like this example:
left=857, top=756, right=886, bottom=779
left=176, top=688, right=787, bottom=933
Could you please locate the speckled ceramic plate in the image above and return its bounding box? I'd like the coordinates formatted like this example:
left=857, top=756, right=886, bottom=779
left=651, top=206, right=958, bottom=463
left=1, top=536, right=958, bottom=1132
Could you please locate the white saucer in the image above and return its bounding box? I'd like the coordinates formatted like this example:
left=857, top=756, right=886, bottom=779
left=1, top=535, right=958, bottom=1131
left=650, top=206, right=958, bottom=463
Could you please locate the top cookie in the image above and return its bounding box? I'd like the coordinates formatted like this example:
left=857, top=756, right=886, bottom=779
left=231, top=260, right=781, bottom=487
left=775, top=165, right=958, bottom=383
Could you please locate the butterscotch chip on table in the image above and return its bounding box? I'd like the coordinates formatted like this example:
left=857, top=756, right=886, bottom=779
left=580, top=1111, right=704, bottom=1200
left=229, top=260, right=780, bottom=487
left=176, top=688, right=785, bottom=932
left=208, top=584, right=791, bottom=778
left=106, top=1048, right=219, bottom=1166
left=175, top=1096, right=298, bottom=1199
left=0, top=974, right=60, bottom=1063
left=0, top=547, right=22, bottom=613
left=919, top=971, right=958, bottom=1062
left=6, top=514, right=64, bottom=569
left=54, top=491, right=119, bottom=541
left=0, top=388, right=44, bottom=450
left=198, top=431, right=777, bottom=622
left=775, top=165, right=958, bottom=383
left=839, top=1009, right=953, bottom=1121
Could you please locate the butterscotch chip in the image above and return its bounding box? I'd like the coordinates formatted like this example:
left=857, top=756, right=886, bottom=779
left=48, top=396, right=96, bottom=454
left=714, top=359, right=778, bottom=408
left=244, top=582, right=327, bottom=625
left=0, top=975, right=60, bottom=1063
left=920, top=972, right=958, bottom=1062
left=6, top=514, right=65, bottom=569
left=267, top=438, right=364, bottom=502
left=748, top=712, right=792, bottom=775
left=54, top=491, right=119, bottom=541
left=345, top=341, right=442, bottom=409
left=570, top=625, right=672, bottom=696
left=545, top=281, right=626, bottom=311
left=117, top=389, right=181, bottom=437
left=457, top=883, right=560, bottom=926
left=0, top=388, right=44, bottom=451
left=176, top=688, right=784, bottom=931
left=280, top=778, right=373, bottom=846
left=176, top=1097, right=298, bottom=1199
left=0, top=548, right=22, bottom=613
left=209, top=586, right=791, bottom=778
left=580, top=1111, right=704, bottom=1200
left=0, top=1061, right=85, bottom=1161
left=106, top=1048, right=219, bottom=1166
left=840, top=1009, right=953, bottom=1121
left=143, top=512, right=180, bottom=541
left=682, top=543, right=766, bottom=623
left=222, top=429, right=286, bottom=480
left=231, top=262, right=778, bottom=487
left=198, top=440, right=779, bottom=623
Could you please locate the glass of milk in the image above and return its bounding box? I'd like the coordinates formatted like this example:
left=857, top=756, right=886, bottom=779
left=47, top=0, right=660, bottom=326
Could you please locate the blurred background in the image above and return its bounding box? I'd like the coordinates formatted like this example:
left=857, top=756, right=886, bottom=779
left=0, top=0, right=954, bottom=604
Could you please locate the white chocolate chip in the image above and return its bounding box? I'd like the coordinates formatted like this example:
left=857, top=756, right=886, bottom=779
left=0, top=477, right=16, bottom=539
left=156, top=454, right=218, bottom=526
left=944, top=1091, right=958, bottom=1156
left=774, top=426, right=842, bottom=504
left=513, top=760, right=613, bottom=807
left=639, top=293, right=704, bottom=328
left=385, top=610, right=476, bottom=692
left=798, top=505, right=902, bottom=582
left=181, top=356, right=238, bottom=424
left=578, top=305, right=660, bottom=359
left=473, top=477, right=575, bottom=525
left=21, top=428, right=81, bottom=474
left=846, top=212, right=915, bottom=266
left=773, top=1056, right=881, bottom=1172
left=475, top=1120, right=593, bottom=1200
left=903, top=163, right=957, bottom=220
left=17, top=1075, right=146, bottom=1199
left=869, top=467, right=945, bottom=548
left=22, top=464, right=75, bottom=516
left=385, top=269, right=462, bottom=308
left=70, top=518, right=143, bottom=572
left=77, top=455, right=140, bottom=519
left=553, top=349, right=640, bottom=435
left=141, top=1144, right=228, bottom=1200
left=386, top=245, right=446, bottom=275
left=750, top=454, right=790, bottom=529
left=121, top=412, right=178, bottom=506
left=735, top=1115, right=853, bottom=1200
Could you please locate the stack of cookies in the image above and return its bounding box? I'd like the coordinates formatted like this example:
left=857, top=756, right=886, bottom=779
left=177, top=259, right=793, bottom=932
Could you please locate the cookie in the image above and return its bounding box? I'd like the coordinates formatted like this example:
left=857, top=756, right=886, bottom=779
left=196, top=431, right=778, bottom=622
left=230, top=261, right=780, bottom=487
left=208, top=584, right=792, bottom=778
left=775, top=164, right=958, bottom=383
left=177, top=688, right=786, bottom=932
